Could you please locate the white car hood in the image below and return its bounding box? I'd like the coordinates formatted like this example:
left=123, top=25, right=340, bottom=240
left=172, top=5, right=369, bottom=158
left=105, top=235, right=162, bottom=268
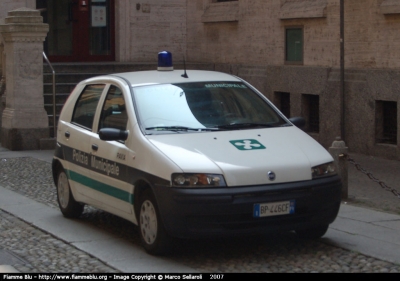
left=147, top=127, right=333, bottom=186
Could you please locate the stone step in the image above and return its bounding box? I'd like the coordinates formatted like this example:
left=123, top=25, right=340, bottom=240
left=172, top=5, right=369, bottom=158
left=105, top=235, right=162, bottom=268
left=43, top=62, right=211, bottom=74
left=44, top=104, right=63, bottom=115
left=43, top=83, right=77, bottom=94
left=46, top=114, right=59, bottom=128
left=43, top=62, right=155, bottom=74
left=43, top=73, right=107, bottom=84
left=43, top=93, right=70, bottom=104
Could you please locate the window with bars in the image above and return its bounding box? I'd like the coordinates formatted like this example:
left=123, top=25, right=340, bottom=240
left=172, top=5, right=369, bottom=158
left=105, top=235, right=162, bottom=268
left=302, top=94, right=319, bottom=133
left=376, top=101, right=397, bottom=145
left=274, top=92, right=291, bottom=118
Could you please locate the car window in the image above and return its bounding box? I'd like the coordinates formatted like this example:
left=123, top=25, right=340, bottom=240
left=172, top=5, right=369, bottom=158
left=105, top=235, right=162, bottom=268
left=71, top=84, right=105, bottom=129
left=134, top=84, right=204, bottom=129
left=99, top=85, right=128, bottom=131
left=133, top=82, right=287, bottom=132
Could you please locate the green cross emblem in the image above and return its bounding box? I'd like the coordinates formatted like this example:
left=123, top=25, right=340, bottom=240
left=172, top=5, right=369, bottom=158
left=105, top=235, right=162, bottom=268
left=230, top=139, right=266, bottom=150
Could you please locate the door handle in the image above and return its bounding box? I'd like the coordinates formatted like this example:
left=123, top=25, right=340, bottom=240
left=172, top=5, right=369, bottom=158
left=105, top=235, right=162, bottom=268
left=65, top=131, right=70, bottom=138
left=92, top=144, right=98, bottom=151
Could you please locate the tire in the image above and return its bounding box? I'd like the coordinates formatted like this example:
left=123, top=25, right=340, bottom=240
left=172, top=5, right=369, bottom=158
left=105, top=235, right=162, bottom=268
left=138, top=189, right=171, bottom=255
left=56, top=168, right=84, bottom=218
left=295, top=224, right=329, bottom=239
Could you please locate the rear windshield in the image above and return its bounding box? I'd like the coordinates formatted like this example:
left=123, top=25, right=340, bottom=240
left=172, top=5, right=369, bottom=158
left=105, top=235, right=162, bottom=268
left=132, top=82, right=288, bottom=134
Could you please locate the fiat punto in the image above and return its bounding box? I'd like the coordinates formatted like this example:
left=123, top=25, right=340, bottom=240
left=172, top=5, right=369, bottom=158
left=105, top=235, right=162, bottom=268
left=52, top=51, right=342, bottom=255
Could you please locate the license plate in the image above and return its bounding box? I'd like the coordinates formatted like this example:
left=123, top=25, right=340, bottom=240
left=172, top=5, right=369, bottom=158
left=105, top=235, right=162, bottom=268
left=253, top=200, right=295, bottom=217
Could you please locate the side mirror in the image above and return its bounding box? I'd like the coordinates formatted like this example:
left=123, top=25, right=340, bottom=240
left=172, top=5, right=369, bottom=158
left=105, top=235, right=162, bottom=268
left=289, top=117, right=306, bottom=128
left=98, top=128, right=128, bottom=141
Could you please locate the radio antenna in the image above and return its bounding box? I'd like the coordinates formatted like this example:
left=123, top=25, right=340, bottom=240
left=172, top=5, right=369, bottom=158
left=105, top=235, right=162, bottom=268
left=181, top=56, right=188, bottom=78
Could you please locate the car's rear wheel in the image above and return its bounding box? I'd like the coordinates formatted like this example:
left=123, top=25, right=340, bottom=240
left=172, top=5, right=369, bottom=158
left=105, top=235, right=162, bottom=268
left=138, top=189, right=171, bottom=255
left=295, top=224, right=329, bottom=239
left=56, top=168, right=84, bottom=218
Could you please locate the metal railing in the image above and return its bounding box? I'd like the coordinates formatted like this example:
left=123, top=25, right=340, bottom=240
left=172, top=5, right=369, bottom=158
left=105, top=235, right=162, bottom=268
left=42, top=52, right=57, bottom=138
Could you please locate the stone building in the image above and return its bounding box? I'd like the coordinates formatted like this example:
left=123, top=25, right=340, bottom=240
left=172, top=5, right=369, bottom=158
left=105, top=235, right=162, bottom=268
left=0, top=0, right=399, bottom=160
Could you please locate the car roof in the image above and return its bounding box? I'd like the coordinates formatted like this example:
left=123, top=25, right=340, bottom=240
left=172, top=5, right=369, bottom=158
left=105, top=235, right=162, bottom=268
left=108, top=70, right=242, bottom=87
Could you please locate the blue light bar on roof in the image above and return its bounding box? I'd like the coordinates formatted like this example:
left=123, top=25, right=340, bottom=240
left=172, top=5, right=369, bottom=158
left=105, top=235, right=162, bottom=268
left=158, top=51, right=173, bottom=71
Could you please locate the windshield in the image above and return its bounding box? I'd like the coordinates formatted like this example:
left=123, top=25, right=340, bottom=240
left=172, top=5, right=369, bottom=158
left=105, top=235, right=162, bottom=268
left=132, top=82, right=288, bottom=134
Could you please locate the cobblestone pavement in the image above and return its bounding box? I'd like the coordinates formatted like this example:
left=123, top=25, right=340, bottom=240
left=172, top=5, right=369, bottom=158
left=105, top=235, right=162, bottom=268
left=1, top=157, right=400, bottom=273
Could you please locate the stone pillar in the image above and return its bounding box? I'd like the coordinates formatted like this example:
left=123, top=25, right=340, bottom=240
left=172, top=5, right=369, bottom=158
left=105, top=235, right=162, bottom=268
left=329, top=137, right=349, bottom=199
left=0, top=36, right=5, bottom=131
left=0, top=8, right=49, bottom=150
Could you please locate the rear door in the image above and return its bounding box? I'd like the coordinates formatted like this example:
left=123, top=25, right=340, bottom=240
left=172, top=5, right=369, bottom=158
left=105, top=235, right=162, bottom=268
left=59, top=84, right=105, bottom=200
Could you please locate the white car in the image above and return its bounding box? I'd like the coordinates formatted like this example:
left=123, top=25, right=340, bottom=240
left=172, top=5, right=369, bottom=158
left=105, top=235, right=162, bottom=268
left=52, top=51, right=342, bottom=255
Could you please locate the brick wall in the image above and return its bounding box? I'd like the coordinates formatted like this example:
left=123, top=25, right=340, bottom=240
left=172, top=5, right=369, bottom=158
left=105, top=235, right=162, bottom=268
left=116, top=0, right=187, bottom=63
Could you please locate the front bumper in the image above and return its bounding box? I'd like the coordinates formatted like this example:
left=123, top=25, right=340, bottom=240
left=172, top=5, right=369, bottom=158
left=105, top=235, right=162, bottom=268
left=153, top=175, right=342, bottom=239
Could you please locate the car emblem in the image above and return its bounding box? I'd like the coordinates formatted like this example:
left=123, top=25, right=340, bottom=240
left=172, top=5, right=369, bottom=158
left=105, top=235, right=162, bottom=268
left=268, top=171, right=276, bottom=181
left=229, top=139, right=266, bottom=150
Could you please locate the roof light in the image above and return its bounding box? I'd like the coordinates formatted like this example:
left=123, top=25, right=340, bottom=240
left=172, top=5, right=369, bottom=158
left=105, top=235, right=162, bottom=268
left=158, top=51, right=173, bottom=71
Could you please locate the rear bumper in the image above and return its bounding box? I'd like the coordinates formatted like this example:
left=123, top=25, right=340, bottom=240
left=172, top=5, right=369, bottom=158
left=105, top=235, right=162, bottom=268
left=153, top=175, right=342, bottom=238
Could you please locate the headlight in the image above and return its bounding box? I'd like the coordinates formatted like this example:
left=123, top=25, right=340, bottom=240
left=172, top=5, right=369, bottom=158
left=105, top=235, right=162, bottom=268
left=312, top=162, right=337, bottom=179
left=172, top=173, right=226, bottom=188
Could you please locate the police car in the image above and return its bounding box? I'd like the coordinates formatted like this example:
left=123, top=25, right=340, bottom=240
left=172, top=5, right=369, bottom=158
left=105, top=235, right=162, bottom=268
left=52, top=51, right=342, bottom=255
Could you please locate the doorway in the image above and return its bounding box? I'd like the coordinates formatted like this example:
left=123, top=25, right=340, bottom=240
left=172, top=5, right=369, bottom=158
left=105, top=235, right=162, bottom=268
left=38, top=0, right=115, bottom=62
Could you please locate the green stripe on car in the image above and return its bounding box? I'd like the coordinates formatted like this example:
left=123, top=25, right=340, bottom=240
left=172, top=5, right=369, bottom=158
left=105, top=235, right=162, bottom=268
left=67, top=170, right=134, bottom=204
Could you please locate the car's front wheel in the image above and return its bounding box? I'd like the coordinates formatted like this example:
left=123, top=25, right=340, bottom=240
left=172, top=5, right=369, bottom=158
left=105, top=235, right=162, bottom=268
left=138, top=189, right=171, bottom=255
left=56, top=168, right=84, bottom=218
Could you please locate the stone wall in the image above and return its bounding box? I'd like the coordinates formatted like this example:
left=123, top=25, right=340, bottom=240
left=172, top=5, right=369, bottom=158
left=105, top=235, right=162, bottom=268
left=115, top=0, right=187, bottom=63
left=185, top=0, right=400, bottom=69
left=111, top=0, right=400, bottom=73
left=185, top=0, right=339, bottom=67
left=346, top=0, right=400, bottom=69
left=0, top=0, right=35, bottom=19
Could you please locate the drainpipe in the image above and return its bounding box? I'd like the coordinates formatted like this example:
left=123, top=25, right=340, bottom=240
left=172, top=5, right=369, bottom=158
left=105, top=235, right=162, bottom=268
left=340, top=0, right=345, bottom=141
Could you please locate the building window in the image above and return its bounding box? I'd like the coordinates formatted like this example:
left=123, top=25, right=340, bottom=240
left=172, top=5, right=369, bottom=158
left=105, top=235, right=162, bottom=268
left=302, top=94, right=319, bottom=133
left=376, top=101, right=397, bottom=145
left=285, top=27, right=303, bottom=64
left=274, top=92, right=291, bottom=118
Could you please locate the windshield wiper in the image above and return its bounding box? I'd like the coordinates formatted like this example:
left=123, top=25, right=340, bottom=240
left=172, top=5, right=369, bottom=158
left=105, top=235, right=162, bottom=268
left=145, top=126, right=219, bottom=132
left=214, top=123, right=277, bottom=130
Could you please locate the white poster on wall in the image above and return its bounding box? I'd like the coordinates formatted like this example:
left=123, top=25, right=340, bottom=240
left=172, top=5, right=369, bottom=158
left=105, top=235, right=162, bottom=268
left=92, top=6, right=107, bottom=27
